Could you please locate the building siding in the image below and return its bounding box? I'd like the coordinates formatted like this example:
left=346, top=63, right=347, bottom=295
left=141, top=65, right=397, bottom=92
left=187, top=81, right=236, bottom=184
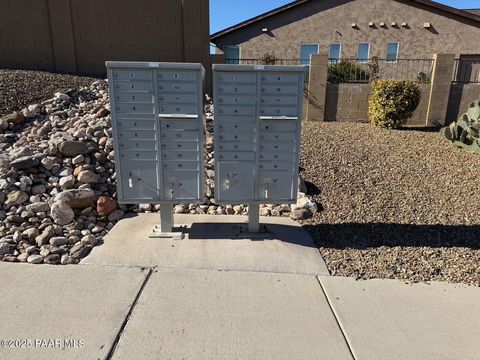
left=213, top=0, right=480, bottom=60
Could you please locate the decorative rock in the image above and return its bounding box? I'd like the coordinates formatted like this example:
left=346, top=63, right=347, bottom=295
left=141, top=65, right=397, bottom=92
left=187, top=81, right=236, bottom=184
left=290, top=208, right=313, bottom=220
left=27, top=254, right=43, bottom=264
left=291, top=197, right=318, bottom=213
left=44, top=254, right=60, bottom=264
left=59, top=175, right=76, bottom=189
left=49, top=237, right=68, bottom=247
left=69, top=241, right=92, bottom=259
left=58, top=141, right=89, bottom=157
left=97, top=196, right=117, bottom=216
left=31, top=184, right=46, bottom=195
left=0, top=243, right=11, bottom=256
left=41, top=157, right=56, bottom=170
left=96, top=108, right=110, bottom=118
left=72, top=154, right=84, bottom=165
left=35, top=229, right=53, bottom=247
left=77, top=170, right=98, bottom=183
left=233, top=205, right=243, bottom=214
left=10, top=155, right=40, bottom=169
left=24, top=228, right=40, bottom=240
left=54, top=189, right=96, bottom=209
left=260, top=207, right=271, bottom=217
left=26, top=202, right=50, bottom=213
left=17, top=252, right=29, bottom=262
left=107, top=209, right=124, bottom=222
left=50, top=201, right=75, bottom=226
left=3, top=111, right=25, bottom=125
left=5, top=191, right=29, bottom=206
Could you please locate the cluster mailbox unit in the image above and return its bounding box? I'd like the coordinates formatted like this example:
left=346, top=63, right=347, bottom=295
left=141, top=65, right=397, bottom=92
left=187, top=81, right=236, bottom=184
left=106, top=61, right=204, bottom=237
left=213, top=64, right=306, bottom=232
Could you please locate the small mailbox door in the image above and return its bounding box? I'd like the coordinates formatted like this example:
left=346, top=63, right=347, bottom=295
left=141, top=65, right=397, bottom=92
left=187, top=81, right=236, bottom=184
left=217, top=162, right=255, bottom=201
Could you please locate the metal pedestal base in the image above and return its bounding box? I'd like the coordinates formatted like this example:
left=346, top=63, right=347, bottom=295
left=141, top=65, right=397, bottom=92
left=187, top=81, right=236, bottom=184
left=149, top=204, right=185, bottom=239
left=248, top=204, right=261, bottom=234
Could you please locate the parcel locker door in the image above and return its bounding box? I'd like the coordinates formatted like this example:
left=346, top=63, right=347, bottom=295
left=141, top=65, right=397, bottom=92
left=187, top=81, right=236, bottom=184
left=120, top=161, right=159, bottom=202
left=163, top=172, right=200, bottom=200
left=257, top=171, right=295, bottom=202
left=217, top=162, right=254, bottom=201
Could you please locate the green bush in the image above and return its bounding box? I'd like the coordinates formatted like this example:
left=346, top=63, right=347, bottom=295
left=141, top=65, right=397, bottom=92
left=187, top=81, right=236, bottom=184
left=327, top=60, right=371, bottom=83
left=368, top=80, right=421, bottom=129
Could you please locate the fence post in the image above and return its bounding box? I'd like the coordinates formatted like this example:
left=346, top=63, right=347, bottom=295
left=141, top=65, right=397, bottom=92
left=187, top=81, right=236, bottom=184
left=425, top=54, right=455, bottom=126
left=306, top=53, right=329, bottom=121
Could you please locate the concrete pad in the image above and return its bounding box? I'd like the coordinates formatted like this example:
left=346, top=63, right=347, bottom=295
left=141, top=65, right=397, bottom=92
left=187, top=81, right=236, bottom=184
left=0, top=262, right=148, bottom=360
left=319, top=276, right=480, bottom=360
left=83, top=213, right=328, bottom=275
left=112, top=268, right=353, bottom=360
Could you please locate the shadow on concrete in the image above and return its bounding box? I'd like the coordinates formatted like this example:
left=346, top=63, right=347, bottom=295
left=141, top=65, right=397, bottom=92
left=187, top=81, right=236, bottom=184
left=303, top=223, right=480, bottom=249
left=187, top=222, right=317, bottom=248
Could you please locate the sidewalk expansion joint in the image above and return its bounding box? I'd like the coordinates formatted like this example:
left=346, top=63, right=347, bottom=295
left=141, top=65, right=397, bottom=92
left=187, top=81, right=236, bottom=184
left=316, top=276, right=357, bottom=360
left=105, top=267, right=153, bottom=360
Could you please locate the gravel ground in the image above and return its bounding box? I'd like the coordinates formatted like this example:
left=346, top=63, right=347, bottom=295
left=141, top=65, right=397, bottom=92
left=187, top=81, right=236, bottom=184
left=300, top=122, right=480, bottom=286
left=0, top=69, right=100, bottom=116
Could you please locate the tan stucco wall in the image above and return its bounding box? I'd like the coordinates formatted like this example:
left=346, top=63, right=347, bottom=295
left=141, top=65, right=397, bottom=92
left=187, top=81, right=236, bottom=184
left=447, top=84, right=480, bottom=123
left=214, top=0, right=480, bottom=60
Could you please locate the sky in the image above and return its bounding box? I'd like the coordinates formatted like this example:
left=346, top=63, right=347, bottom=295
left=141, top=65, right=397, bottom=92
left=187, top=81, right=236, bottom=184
left=210, top=0, right=480, bottom=34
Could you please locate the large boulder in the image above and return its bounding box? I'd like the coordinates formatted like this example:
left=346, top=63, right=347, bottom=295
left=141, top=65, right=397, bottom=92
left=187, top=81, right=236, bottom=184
left=58, top=141, right=89, bottom=157
left=50, top=201, right=75, bottom=226
left=54, top=189, right=96, bottom=209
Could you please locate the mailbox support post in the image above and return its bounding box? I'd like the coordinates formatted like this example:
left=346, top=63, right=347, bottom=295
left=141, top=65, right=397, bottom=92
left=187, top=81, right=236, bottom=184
left=159, top=203, right=174, bottom=232
left=248, top=204, right=260, bottom=233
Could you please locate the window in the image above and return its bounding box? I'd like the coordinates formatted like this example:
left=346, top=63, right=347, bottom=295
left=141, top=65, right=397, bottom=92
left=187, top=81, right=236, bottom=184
left=357, top=43, right=370, bottom=63
left=300, top=44, right=319, bottom=65
left=386, top=42, right=399, bottom=62
left=329, top=43, right=341, bottom=62
left=224, top=45, right=240, bottom=64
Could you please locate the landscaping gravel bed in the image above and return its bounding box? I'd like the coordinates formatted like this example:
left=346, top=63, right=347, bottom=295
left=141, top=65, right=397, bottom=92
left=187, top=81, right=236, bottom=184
left=300, top=122, right=480, bottom=286
left=0, top=69, right=99, bottom=116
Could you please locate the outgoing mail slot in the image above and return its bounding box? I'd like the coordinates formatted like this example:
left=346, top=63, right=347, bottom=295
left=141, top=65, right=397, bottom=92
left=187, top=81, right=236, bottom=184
left=158, top=82, right=197, bottom=93
left=258, top=171, right=295, bottom=201
left=260, top=106, right=298, bottom=117
left=218, top=122, right=255, bottom=132
left=113, top=70, right=152, bottom=81
left=218, top=142, right=255, bottom=152
left=163, top=171, right=199, bottom=200
left=217, top=84, right=256, bottom=95
left=261, top=73, right=300, bottom=83
left=259, top=151, right=296, bottom=161
left=118, top=140, right=156, bottom=151
left=217, top=105, right=255, bottom=116
left=115, top=92, right=154, bottom=103
left=218, top=73, right=256, bottom=83
left=160, top=119, right=199, bottom=131
left=260, top=122, right=296, bottom=132
left=162, top=151, right=199, bottom=161
left=218, top=152, right=255, bottom=161
left=159, top=104, right=197, bottom=115
left=158, top=71, right=196, bottom=82
left=120, top=161, right=159, bottom=201
left=259, top=142, right=296, bottom=152
left=161, top=131, right=198, bottom=141
left=217, top=162, right=254, bottom=201
left=161, top=141, right=199, bottom=151
left=259, top=162, right=296, bottom=171
left=158, top=94, right=197, bottom=104
left=162, top=161, right=200, bottom=171
left=259, top=132, right=296, bottom=142
left=117, top=119, right=155, bottom=130
left=260, top=85, right=298, bottom=95
left=218, top=132, right=255, bottom=142
left=114, top=81, right=153, bottom=92
left=260, top=95, right=298, bottom=106
left=119, top=150, right=157, bottom=161
left=218, top=95, right=255, bottom=106
left=117, top=129, right=156, bottom=140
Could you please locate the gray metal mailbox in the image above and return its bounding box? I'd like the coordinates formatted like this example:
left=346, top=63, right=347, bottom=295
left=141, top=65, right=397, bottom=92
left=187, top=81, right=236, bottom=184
left=106, top=61, right=204, bottom=237
left=213, top=64, right=306, bottom=232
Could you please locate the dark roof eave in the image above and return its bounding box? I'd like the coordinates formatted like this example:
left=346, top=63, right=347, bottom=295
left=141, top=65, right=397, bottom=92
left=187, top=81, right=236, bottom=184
left=210, top=0, right=480, bottom=42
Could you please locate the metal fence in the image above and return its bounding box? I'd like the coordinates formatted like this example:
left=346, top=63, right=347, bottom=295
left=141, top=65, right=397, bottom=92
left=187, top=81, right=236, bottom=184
left=452, top=58, right=480, bottom=84
left=327, top=58, right=434, bottom=84
left=224, top=59, right=302, bottom=65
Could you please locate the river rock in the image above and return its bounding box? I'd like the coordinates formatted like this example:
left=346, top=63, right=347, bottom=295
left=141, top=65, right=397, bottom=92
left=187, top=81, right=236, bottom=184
left=50, top=201, right=75, bottom=225
left=54, top=189, right=96, bottom=209
left=77, top=170, right=98, bottom=183
left=58, top=141, right=89, bottom=157
left=97, top=196, right=117, bottom=216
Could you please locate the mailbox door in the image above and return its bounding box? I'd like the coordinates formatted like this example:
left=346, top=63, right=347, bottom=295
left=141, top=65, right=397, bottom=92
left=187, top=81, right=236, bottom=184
left=258, top=171, right=295, bottom=201
left=217, top=162, right=255, bottom=201
left=120, top=161, right=159, bottom=202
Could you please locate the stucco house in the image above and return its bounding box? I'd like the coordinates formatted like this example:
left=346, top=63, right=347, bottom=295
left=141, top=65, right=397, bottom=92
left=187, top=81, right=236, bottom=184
left=211, top=0, right=480, bottom=64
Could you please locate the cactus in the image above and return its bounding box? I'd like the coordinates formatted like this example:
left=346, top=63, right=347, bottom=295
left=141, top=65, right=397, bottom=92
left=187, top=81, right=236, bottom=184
left=441, top=100, right=480, bottom=154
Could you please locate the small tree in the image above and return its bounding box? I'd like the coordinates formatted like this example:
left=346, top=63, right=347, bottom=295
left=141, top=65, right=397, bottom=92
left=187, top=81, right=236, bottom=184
left=261, top=53, right=279, bottom=65
left=368, top=80, right=421, bottom=129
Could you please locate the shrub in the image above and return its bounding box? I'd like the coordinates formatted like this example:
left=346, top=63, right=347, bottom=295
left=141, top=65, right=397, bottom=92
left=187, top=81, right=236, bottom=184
left=368, top=80, right=421, bottom=129
left=261, top=53, right=279, bottom=65
left=327, top=60, right=371, bottom=83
